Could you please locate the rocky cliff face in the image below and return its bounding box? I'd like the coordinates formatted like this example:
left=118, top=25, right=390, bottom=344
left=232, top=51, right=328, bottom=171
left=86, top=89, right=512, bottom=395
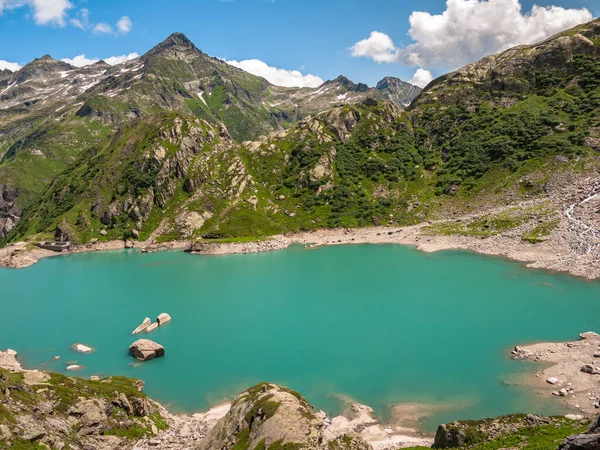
left=0, top=184, right=20, bottom=236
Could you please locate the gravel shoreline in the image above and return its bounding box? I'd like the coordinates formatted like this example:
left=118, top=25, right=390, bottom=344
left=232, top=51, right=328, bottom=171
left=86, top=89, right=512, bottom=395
left=513, top=332, right=600, bottom=418
left=2, top=215, right=598, bottom=280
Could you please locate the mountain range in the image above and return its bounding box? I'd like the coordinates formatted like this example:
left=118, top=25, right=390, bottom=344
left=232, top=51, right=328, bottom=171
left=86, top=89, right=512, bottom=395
left=1, top=18, right=599, bottom=247
left=0, top=33, right=422, bottom=238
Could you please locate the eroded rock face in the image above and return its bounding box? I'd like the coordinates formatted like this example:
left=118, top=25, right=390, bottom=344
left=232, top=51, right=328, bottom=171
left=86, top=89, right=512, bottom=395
left=0, top=184, right=21, bottom=238
left=129, top=339, right=165, bottom=361
left=199, top=383, right=372, bottom=450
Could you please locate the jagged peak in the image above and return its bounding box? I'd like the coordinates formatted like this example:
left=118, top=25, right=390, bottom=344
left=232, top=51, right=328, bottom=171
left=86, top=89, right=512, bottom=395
left=326, top=75, right=353, bottom=86
left=377, top=76, right=411, bottom=88
left=92, top=60, right=111, bottom=68
left=141, top=32, right=202, bottom=61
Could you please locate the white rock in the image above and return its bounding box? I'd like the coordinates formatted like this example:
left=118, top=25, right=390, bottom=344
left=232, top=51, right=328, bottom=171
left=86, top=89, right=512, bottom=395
left=547, top=377, right=560, bottom=385
left=157, top=313, right=171, bottom=325
left=71, top=343, right=93, bottom=353
left=565, top=414, right=584, bottom=420
left=132, top=317, right=152, bottom=335
left=559, top=388, right=568, bottom=397
left=66, top=365, right=83, bottom=371
left=145, top=322, right=159, bottom=333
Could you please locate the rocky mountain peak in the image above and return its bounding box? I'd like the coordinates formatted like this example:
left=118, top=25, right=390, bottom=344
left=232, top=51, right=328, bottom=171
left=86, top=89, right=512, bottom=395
left=93, top=60, right=111, bottom=68
left=326, top=75, right=370, bottom=92
left=141, top=32, right=202, bottom=61
left=376, top=76, right=409, bottom=90
left=376, top=76, right=422, bottom=106
left=13, top=55, right=74, bottom=83
left=327, top=75, right=355, bottom=89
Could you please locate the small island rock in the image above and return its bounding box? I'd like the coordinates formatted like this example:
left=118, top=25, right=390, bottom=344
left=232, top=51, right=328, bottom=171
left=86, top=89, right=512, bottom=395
left=71, top=343, right=93, bottom=353
left=157, top=313, right=171, bottom=325
left=132, top=317, right=152, bottom=335
left=129, top=339, right=165, bottom=361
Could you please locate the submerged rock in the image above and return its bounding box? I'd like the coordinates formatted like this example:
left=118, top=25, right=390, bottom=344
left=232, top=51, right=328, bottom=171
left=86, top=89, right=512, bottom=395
left=132, top=317, right=152, bottom=335
left=145, top=322, right=159, bottom=333
left=129, top=339, right=165, bottom=361
left=71, top=343, right=93, bottom=353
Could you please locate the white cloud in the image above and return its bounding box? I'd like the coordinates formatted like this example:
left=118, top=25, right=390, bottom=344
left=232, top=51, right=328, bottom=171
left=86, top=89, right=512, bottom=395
left=116, top=16, right=132, bottom=33
left=69, top=8, right=88, bottom=30
left=93, top=16, right=133, bottom=36
left=0, top=59, right=22, bottom=71
left=351, top=31, right=399, bottom=63
left=104, top=53, right=139, bottom=65
left=0, top=0, right=73, bottom=26
left=409, top=68, right=433, bottom=88
left=352, top=0, right=593, bottom=70
left=61, top=52, right=139, bottom=67
left=226, top=59, right=323, bottom=88
left=93, top=22, right=113, bottom=34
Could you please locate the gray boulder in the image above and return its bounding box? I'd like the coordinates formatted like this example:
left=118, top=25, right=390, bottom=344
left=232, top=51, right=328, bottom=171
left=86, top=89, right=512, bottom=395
left=67, top=398, right=109, bottom=436
left=433, top=424, right=467, bottom=448
left=129, top=339, right=165, bottom=361
left=560, top=415, right=600, bottom=450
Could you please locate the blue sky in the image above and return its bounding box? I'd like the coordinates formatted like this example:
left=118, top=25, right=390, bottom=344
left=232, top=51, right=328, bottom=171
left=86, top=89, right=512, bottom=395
left=0, top=0, right=597, bottom=87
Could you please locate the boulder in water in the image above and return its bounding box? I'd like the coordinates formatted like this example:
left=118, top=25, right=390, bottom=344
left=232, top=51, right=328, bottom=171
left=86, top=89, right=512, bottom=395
left=129, top=339, right=165, bottom=361
left=71, top=343, right=93, bottom=353
left=145, top=322, right=158, bottom=333
left=157, top=313, right=171, bottom=325
left=131, top=317, right=151, bottom=335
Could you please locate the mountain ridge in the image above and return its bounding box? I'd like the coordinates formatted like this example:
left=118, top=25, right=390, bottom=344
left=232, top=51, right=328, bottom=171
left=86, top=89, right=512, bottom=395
left=4, top=20, right=600, bottom=248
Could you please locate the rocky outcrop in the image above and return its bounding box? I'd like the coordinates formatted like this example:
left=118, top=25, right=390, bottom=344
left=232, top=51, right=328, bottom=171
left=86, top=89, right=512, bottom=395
left=411, top=18, right=600, bottom=110
left=199, top=383, right=373, bottom=450
left=560, top=415, right=600, bottom=450
left=0, top=184, right=21, bottom=238
left=129, top=339, right=165, bottom=361
left=0, top=348, right=165, bottom=449
left=433, top=414, right=586, bottom=449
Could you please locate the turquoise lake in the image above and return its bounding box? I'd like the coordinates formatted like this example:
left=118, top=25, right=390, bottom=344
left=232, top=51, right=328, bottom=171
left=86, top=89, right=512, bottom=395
left=1, top=244, right=600, bottom=430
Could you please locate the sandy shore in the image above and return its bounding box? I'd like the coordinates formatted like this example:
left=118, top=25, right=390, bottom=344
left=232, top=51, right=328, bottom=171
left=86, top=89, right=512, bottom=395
left=513, top=332, right=600, bottom=417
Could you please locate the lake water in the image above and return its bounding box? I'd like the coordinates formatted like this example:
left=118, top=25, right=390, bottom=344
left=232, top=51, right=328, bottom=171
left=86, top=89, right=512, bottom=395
left=1, top=245, right=599, bottom=430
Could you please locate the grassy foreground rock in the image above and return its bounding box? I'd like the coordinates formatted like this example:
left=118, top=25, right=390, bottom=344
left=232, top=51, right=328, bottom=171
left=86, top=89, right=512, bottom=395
left=0, top=350, right=167, bottom=449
